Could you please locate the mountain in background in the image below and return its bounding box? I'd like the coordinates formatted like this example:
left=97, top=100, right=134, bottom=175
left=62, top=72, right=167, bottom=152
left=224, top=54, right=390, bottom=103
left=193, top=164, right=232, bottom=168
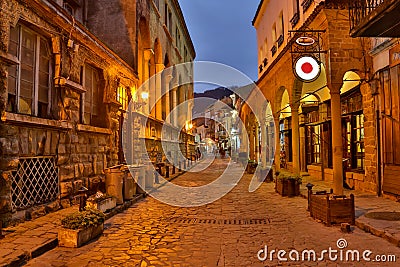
left=194, top=87, right=235, bottom=100
left=193, top=87, right=236, bottom=115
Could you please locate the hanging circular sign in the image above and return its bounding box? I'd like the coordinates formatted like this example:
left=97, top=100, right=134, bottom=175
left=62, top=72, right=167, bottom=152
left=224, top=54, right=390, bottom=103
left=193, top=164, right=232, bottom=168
left=294, top=56, right=321, bottom=82
left=296, top=36, right=315, bottom=46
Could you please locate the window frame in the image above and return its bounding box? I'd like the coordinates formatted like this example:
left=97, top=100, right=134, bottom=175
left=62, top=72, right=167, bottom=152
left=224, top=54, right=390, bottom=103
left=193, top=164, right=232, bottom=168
left=82, top=63, right=103, bottom=126
left=7, top=23, right=53, bottom=118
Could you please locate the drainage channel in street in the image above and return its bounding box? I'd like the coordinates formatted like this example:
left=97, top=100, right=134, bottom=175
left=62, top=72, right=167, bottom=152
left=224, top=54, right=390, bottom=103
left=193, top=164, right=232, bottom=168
left=166, top=217, right=270, bottom=225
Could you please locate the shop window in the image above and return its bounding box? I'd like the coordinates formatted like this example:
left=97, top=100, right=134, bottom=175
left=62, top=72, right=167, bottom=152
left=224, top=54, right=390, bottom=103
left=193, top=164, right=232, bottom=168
left=306, top=125, right=321, bottom=164
left=82, top=64, right=103, bottom=126
left=341, top=88, right=365, bottom=171
left=7, top=23, right=52, bottom=118
left=353, top=114, right=365, bottom=170
left=266, top=122, right=275, bottom=164
left=280, top=118, right=292, bottom=168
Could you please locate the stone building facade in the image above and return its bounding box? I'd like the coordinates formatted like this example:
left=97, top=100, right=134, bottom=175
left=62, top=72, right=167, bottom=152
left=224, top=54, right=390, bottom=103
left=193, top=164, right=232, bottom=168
left=349, top=0, right=400, bottom=198
left=0, top=0, right=195, bottom=226
left=247, top=0, right=379, bottom=195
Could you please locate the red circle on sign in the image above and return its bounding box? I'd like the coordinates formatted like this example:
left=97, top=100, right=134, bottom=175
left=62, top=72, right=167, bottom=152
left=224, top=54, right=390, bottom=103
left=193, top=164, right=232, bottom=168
left=301, top=62, right=313, bottom=74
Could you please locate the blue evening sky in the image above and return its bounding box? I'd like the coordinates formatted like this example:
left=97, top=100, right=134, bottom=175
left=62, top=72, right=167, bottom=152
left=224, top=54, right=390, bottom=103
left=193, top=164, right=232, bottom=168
left=179, top=1, right=260, bottom=92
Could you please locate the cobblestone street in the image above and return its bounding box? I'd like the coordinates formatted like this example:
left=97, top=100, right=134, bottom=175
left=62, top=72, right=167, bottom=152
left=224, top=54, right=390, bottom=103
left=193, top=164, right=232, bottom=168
left=27, top=158, right=400, bottom=266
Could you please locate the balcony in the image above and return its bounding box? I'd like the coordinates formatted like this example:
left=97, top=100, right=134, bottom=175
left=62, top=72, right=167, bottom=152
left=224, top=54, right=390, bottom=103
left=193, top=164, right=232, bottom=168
left=350, top=0, right=400, bottom=37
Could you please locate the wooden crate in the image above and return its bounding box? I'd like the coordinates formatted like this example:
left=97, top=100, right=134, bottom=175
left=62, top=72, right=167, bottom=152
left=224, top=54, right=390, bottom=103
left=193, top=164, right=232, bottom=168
left=310, top=193, right=355, bottom=226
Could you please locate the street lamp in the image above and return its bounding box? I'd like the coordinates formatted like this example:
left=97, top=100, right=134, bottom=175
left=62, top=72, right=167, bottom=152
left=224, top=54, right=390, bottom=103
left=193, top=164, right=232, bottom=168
left=141, top=91, right=149, bottom=101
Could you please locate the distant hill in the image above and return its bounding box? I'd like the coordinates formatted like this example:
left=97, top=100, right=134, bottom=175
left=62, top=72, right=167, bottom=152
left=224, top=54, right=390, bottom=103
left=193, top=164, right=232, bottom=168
left=194, top=87, right=235, bottom=100
left=193, top=87, right=235, bottom=115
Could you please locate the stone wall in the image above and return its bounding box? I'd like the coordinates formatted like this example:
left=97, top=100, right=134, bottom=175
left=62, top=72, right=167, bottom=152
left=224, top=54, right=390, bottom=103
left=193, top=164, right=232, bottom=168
left=0, top=0, right=137, bottom=226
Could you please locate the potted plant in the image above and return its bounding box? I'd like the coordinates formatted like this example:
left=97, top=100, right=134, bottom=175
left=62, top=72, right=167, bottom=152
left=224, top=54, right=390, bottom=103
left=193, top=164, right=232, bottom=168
left=58, top=207, right=105, bottom=248
left=276, top=172, right=302, bottom=197
left=246, top=160, right=258, bottom=174
left=86, top=192, right=116, bottom=213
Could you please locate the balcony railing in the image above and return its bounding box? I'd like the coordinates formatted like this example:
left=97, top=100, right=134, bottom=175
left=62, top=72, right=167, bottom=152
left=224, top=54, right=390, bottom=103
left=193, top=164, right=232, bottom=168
left=350, top=0, right=385, bottom=31
left=350, top=0, right=400, bottom=37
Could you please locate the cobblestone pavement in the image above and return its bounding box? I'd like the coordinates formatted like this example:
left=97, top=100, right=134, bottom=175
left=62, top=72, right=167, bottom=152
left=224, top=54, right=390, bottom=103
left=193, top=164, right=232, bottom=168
left=27, top=158, right=400, bottom=266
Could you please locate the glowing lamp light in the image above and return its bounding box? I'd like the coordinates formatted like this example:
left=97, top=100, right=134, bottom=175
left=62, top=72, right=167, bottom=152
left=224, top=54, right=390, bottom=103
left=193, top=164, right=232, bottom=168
left=141, top=91, right=149, bottom=100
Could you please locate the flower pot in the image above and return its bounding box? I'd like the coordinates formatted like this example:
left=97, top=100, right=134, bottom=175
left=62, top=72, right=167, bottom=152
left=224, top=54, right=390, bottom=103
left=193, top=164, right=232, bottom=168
left=58, top=223, right=104, bottom=248
left=86, top=197, right=116, bottom=213
left=276, top=178, right=300, bottom=197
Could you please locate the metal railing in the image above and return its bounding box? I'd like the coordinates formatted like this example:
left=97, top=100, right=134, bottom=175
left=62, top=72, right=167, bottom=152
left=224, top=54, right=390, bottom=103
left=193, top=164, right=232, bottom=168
left=350, top=0, right=386, bottom=32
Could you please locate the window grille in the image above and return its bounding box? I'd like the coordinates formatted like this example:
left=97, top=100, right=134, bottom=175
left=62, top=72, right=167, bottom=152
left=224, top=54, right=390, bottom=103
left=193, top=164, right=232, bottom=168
left=11, top=157, right=59, bottom=210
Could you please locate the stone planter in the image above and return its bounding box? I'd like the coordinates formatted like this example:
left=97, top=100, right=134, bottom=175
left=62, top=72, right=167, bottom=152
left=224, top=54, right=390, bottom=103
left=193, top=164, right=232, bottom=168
left=58, top=223, right=104, bottom=248
left=310, top=193, right=355, bottom=226
left=276, top=178, right=300, bottom=197
left=86, top=197, right=116, bottom=213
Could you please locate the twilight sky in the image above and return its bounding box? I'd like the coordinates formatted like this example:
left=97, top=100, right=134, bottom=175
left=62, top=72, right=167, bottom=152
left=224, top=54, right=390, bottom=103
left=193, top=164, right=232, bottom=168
left=179, top=0, right=260, bottom=92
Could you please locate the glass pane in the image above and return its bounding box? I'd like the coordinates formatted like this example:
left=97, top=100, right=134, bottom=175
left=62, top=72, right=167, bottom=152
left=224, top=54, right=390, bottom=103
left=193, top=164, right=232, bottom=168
left=20, top=79, right=33, bottom=98
left=39, top=71, right=49, bottom=88
left=19, top=96, right=32, bottom=115
left=21, top=29, right=35, bottom=66
left=8, top=25, right=19, bottom=57
left=7, top=65, right=17, bottom=95
left=38, top=85, right=48, bottom=103
left=37, top=102, right=48, bottom=118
